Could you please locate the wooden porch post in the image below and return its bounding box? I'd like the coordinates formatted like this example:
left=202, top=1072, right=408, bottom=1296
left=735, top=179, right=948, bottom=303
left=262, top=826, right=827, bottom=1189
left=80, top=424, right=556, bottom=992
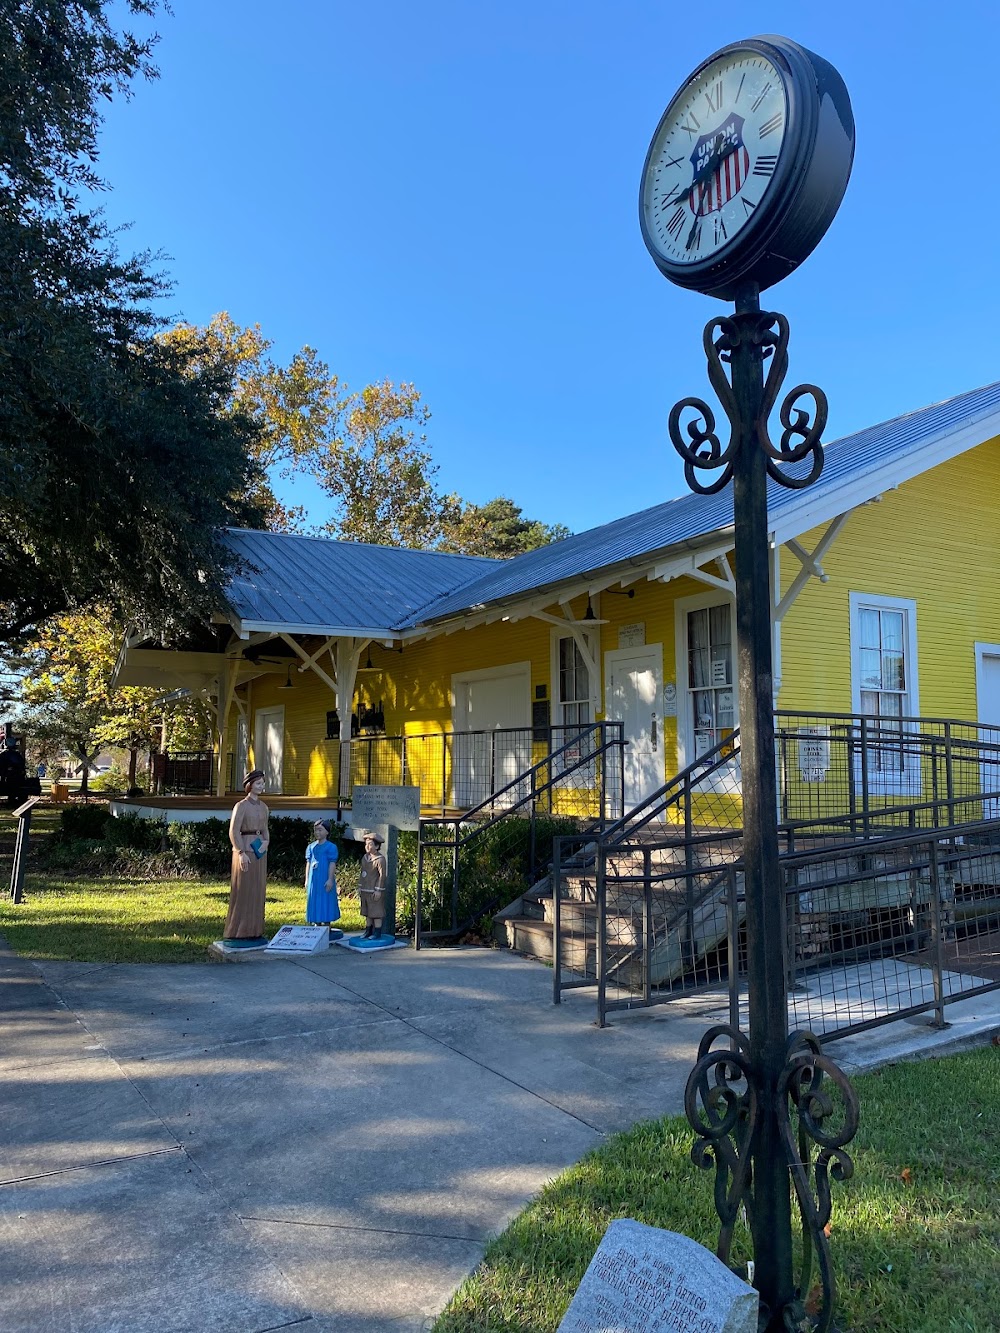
left=215, top=656, right=237, bottom=797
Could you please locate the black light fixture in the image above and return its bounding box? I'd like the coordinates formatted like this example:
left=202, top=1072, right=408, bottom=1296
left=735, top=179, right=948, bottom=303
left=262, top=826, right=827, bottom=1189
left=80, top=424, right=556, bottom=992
left=583, top=598, right=596, bottom=621
left=604, top=587, right=635, bottom=599
left=278, top=663, right=295, bottom=690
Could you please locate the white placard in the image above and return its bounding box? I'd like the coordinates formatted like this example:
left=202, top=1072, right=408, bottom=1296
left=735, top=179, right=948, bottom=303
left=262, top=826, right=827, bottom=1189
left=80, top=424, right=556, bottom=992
left=618, top=622, right=645, bottom=648
left=712, top=657, right=729, bottom=686
left=352, top=784, right=421, bottom=831
left=662, top=682, right=678, bottom=718
left=798, top=726, right=830, bottom=783
left=265, top=925, right=330, bottom=954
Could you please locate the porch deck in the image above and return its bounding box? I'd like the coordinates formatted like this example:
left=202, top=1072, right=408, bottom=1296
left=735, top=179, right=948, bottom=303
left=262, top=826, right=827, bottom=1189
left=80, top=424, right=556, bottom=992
left=110, top=794, right=470, bottom=825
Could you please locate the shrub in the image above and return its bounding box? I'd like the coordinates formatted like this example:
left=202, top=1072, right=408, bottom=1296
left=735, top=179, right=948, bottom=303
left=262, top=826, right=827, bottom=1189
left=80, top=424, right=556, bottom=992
left=59, top=806, right=112, bottom=840
left=104, top=812, right=164, bottom=853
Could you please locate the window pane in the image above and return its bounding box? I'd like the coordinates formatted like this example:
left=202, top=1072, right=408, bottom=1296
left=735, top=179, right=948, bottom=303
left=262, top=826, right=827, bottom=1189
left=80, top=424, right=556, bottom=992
left=860, top=689, right=879, bottom=715
left=709, top=603, right=731, bottom=646
left=881, top=611, right=904, bottom=655
left=859, top=649, right=882, bottom=690
left=882, top=651, right=905, bottom=692
left=859, top=608, right=880, bottom=651
left=694, top=691, right=715, bottom=729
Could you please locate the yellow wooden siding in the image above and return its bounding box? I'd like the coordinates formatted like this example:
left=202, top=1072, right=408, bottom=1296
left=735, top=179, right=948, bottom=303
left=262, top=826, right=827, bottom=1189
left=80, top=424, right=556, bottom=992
left=778, top=436, right=1000, bottom=720
left=235, top=435, right=1000, bottom=801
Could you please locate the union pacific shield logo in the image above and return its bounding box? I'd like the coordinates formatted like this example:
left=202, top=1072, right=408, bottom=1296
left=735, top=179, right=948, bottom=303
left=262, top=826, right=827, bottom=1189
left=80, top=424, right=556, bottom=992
left=689, top=113, right=750, bottom=215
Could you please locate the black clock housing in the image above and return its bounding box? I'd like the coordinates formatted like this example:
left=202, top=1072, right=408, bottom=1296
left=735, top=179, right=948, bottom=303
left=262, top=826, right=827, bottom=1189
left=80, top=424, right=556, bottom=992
left=639, top=35, right=855, bottom=300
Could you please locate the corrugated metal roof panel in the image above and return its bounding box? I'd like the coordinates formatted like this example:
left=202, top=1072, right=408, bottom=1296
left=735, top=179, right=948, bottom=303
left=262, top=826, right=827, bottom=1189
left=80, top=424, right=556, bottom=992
left=221, top=529, right=500, bottom=633
left=217, top=381, right=1000, bottom=636
left=409, top=380, right=1000, bottom=625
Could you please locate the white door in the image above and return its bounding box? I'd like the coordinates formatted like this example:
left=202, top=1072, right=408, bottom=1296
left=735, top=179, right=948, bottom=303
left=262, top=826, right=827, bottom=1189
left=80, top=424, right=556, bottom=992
left=605, top=646, right=664, bottom=813
left=453, top=665, right=531, bottom=808
left=976, top=644, right=1000, bottom=819
left=254, top=706, right=284, bottom=795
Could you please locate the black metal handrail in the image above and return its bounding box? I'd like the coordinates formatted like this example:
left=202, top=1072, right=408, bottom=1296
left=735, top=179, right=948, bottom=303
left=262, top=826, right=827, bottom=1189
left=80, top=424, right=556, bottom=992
left=415, top=721, right=625, bottom=946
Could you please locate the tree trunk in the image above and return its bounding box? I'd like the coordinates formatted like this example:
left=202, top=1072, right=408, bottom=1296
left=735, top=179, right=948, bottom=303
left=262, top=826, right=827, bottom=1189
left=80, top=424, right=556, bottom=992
left=128, top=748, right=138, bottom=788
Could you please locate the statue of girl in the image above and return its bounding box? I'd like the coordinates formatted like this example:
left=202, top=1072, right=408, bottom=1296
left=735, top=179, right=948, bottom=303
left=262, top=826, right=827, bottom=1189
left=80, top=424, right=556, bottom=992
left=305, top=819, right=340, bottom=929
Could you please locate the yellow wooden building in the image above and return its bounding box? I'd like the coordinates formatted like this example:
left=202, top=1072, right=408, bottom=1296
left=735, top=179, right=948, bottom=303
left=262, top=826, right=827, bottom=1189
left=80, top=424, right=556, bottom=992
left=117, top=382, right=1000, bottom=821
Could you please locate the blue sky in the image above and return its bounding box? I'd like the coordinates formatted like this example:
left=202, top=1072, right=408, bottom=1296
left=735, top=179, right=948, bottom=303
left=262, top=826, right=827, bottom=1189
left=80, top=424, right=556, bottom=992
left=96, top=0, right=1000, bottom=535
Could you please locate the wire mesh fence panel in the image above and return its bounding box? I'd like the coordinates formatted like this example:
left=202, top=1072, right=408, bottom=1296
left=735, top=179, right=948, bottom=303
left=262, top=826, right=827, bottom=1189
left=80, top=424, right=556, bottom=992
left=416, top=723, right=625, bottom=944
left=725, top=823, right=1000, bottom=1041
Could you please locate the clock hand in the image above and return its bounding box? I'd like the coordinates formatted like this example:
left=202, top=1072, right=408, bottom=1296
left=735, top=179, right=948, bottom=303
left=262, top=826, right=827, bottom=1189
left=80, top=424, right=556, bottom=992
left=684, top=137, right=740, bottom=251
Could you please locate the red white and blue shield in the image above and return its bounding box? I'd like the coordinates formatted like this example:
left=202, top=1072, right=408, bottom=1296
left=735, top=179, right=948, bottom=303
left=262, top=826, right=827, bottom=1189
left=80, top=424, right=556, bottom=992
left=689, top=114, right=750, bottom=215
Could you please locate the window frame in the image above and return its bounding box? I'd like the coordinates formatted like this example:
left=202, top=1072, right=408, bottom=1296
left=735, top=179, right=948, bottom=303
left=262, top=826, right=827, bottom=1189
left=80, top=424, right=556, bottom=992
left=848, top=591, right=920, bottom=796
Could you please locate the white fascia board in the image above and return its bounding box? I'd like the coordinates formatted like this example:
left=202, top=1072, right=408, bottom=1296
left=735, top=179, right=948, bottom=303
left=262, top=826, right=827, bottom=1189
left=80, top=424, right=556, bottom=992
left=771, top=409, right=1000, bottom=545
left=237, top=620, right=400, bottom=639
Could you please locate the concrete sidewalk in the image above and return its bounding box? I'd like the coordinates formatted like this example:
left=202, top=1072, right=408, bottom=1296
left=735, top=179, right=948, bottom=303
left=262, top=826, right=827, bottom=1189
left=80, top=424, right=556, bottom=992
left=2, top=941, right=998, bottom=1333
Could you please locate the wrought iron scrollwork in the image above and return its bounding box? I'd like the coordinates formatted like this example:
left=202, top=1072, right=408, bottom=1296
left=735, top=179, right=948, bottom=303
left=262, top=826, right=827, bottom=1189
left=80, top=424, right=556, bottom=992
left=684, top=1025, right=858, bottom=1333
left=776, top=1032, right=859, bottom=1333
left=668, top=310, right=828, bottom=492
left=684, top=1025, right=758, bottom=1265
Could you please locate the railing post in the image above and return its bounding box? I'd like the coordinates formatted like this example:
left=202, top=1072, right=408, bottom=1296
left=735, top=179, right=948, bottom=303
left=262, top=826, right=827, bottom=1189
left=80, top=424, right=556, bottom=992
left=451, top=827, right=460, bottom=935
left=643, top=846, right=653, bottom=1004
left=860, top=716, right=870, bottom=839
left=415, top=836, right=424, bottom=951
left=490, top=730, right=497, bottom=810
left=927, top=839, right=948, bottom=1030
left=944, top=722, right=954, bottom=827
left=553, top=837, right=563, bottom=1005
left=847, top=723, right=858, bottom=838
left=602, top=725, right=610, bottom=826
left=596, top=846, right=608, bottom=1027
left=529, top=768, right=538, bottom=880
left=441, top=733, right=448, bottom=815
left=727, top=867, right=741, bottom=1034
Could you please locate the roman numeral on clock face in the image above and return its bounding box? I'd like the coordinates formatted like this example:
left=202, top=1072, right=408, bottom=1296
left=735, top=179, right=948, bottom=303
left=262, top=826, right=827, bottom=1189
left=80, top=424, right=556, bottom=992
left=753, top=154, right=778, bottom=177
left=680, top=112, right=701, bottom=137
left=714, top=216, right=728, bottom=245
left=704, top=80, right=723, bottom=114
left=666, top=206, right=685, bottom=238
left=751, top=81, right=772, bottom=113
left=759, top=111, right=783, bottom=139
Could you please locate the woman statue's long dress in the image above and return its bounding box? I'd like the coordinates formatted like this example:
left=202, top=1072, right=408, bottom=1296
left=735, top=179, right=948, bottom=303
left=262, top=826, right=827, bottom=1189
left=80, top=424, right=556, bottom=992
left=224, top=770, right=270, bottom=940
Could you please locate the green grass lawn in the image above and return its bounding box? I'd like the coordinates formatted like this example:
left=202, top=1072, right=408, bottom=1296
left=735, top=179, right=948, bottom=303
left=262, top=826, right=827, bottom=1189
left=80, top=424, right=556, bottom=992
left=434, top=1048, right=1000, bottom=1333
left=0, top=807, right=364, bottom=963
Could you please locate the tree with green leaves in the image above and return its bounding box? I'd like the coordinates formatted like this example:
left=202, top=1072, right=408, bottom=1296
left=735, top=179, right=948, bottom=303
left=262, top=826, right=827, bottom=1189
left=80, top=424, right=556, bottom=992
left=158, top=313, right=341, bottom=532
left=0, top=0, right=264, bottom=649
left=9, top=607, right=209, bottom=793
left=441, top=496, right=570, bottom=559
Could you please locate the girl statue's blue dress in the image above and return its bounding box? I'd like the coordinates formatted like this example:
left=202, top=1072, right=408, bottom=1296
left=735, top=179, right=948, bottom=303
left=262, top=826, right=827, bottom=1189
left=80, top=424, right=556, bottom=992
left=305, top=839, right=340, bottom=925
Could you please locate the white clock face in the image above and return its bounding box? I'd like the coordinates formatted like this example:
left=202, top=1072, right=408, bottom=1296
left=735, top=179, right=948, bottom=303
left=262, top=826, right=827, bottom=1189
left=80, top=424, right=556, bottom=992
left=642, top=51, right=788, bottom=267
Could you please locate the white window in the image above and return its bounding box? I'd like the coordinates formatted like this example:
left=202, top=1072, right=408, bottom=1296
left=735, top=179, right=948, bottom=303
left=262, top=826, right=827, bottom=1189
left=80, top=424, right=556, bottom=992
left=558, top=635, right=592, bottom=730
left=849, top=592, right=920, bottom=793
left=687, top=602, right=736, bottom=758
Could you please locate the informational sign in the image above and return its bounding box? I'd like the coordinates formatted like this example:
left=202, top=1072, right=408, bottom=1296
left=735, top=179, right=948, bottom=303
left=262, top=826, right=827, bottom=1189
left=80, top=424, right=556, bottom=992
left=711, top=657, right=729, bottom=686
left=798, top=726, right=830, bottom=783
left=265, top=925, right=330, bottom=954
left=558, top=1219, right=757, bottom=1333
left=662, top=682, right=678, bottom=718
left=618, top=622, right=646, bottom=648
left=352, top=784, right=421, bottom=832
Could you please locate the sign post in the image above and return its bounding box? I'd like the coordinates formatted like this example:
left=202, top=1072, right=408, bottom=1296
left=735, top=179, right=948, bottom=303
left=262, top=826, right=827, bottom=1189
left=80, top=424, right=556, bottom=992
left=349, top=785, right=421, bottom=948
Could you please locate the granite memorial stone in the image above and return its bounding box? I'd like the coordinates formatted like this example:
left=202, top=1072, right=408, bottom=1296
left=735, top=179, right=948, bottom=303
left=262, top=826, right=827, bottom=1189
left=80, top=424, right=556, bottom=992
left=558, top=1219, right=757, bottom=1333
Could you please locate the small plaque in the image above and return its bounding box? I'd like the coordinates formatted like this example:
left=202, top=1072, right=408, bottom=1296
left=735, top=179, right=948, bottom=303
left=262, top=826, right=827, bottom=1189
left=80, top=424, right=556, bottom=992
left=558, top=1219, right=757, bottom=1333
left=352, top=784, right=421, bottom=831
left=798, top=726, right=830, bottom=784
left=619, top=622, right=646, bottom=648
left=662, top=682, right=678, bottom=718
left=265, top=925, right=330, bottom=954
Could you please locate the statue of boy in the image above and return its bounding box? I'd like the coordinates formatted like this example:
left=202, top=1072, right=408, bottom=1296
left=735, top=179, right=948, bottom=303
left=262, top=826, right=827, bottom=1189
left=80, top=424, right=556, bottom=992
left=358, top=832, right=387, bottom=939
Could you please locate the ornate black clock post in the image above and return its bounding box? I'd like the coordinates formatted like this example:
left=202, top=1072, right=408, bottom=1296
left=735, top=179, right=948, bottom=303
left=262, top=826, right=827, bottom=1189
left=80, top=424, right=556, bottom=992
left=640, top=36, right=861, bottom=1332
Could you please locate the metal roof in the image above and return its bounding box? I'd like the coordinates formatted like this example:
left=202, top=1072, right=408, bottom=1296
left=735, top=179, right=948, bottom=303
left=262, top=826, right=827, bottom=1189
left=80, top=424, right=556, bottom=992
left=221, top=529, right=500, bottom=635
left=218, top=381, right=1000, bottom=636
left=407, top=380, right=1000, bottom=626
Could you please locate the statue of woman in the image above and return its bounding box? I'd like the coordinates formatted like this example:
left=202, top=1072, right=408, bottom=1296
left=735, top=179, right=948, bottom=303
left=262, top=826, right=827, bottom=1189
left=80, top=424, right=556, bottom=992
left=358, top=832, right=387, bottom=938
left=224, top=769, right=270, bottom=941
